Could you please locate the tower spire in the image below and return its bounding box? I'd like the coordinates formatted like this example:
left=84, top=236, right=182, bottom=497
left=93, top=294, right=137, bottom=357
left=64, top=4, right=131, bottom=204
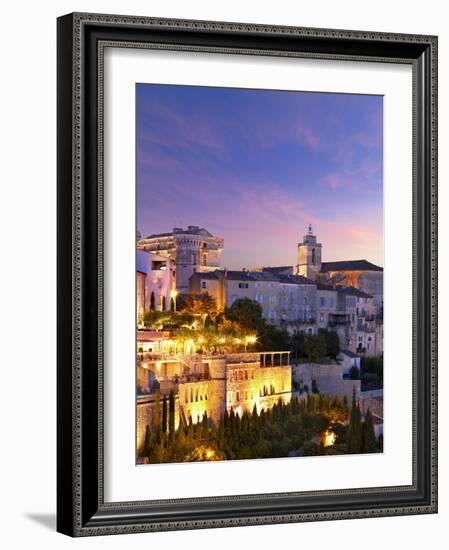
left=308, top=223, right=313, bottom=236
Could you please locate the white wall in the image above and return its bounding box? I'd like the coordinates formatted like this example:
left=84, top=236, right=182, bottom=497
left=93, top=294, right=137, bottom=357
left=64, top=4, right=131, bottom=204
left=0, top=0, right=446, bottom=548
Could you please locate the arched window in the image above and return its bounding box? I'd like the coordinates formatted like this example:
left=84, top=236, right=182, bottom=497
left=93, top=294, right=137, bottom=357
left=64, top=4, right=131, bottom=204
left=311, top=248, right=316, bottom=264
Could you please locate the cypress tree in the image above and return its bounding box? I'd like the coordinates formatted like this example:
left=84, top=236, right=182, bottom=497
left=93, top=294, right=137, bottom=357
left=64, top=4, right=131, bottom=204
left=143, top=424, right=152, bottom=457
left=154, top=393, right=162, bottom=445
left=346, top=388, right=362, bottom=453
left=362, top=409, right=377, bottom=453
left=168, top=390, right=175, bottom=438
left=185, top=417, right=194, bottom=449
left=217, top=416, right=225, bottom=447
left=176, top=425, right=186, bottom=449
left=342, top=394, right=349, bottom=420
left=162, top=394, right=168, bottom=434
left=223, top=409, right=230, bottom=433
left=201, top=413, right=209, bottom=441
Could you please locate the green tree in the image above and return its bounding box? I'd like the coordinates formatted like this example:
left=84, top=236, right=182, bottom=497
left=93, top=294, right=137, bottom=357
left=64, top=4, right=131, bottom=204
left=201, top=413, right=209, bottom=440
left=225, top=298, right=265, bottom=332
left=143, top=424, right=152, bottom=456
left=304, top=333, right=327, bottom=362
left=259, top=325, right=290, bottom=353
left=290, top=331, right=306, bottom=360
left=168, top=390, right=175, bottom=438
left=178, top=292, right=217, bottom=315
left=162, top=394, right=168, bottom=434
left=346, top=388, right=363, bottom=453
left=362, top=409, right=377, bottom=452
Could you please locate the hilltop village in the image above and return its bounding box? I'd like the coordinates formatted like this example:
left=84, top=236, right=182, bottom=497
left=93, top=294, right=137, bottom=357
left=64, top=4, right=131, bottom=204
left=135, top=225, right=383, bottom=463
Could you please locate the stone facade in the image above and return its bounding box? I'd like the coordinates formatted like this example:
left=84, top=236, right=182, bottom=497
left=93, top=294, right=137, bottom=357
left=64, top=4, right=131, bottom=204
left=296, top=225, right=322, bottom=280
left=138, top=226, right=223, bottom=292
left=136, top=249, right=174, bottom=323
left=293, top=362, right=361, bottom=402
left=137, top=348, right=292, bottom=448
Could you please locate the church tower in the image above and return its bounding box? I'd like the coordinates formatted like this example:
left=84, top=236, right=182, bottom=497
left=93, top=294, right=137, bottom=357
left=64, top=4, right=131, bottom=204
left=296, top=224, right=322, bottom=280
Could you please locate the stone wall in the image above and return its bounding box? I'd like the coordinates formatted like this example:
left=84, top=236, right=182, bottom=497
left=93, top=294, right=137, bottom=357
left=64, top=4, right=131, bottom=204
left=227, top=363, right=291, bottom=414
left=293, top=362, right=360, bottom=401
left=136, top=396, right=180, bottom=454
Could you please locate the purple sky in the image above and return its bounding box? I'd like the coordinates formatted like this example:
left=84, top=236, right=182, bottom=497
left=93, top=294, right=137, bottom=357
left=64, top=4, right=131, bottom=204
left=136, top=84, right=383, bottom=269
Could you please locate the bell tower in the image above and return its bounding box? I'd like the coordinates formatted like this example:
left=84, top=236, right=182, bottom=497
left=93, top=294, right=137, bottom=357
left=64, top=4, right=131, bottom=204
left=296, top=224, right=322, bottom=280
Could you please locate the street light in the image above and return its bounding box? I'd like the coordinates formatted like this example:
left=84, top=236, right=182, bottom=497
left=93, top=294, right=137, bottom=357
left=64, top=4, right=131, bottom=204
left=244, top=335, right=257, bottom=352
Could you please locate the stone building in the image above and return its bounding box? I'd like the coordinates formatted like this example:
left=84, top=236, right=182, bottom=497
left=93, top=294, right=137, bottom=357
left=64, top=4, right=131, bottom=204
left=137, top=226, right=224, bottom=293
left=136, top=336, right=292, bottom=452
left=319, top=259, right=383, bottom=311
left=296, top=224, right=323, bottom=280
left=263, top=225, right=383, bottom=313
left=189, top=269, right=316, bottom=325
left=292, top=361, right=361, bottom=402
left=136, top=249, right=174, bottom=324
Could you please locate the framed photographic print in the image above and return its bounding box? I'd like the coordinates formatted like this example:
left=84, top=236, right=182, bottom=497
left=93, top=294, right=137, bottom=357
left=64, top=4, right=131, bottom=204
left=57, top=12, right=438, bottom=536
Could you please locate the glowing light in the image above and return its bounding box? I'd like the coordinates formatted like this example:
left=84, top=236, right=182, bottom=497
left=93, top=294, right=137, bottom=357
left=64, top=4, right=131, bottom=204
left=235, top=338, right=242, bottom=344
left=246, top=335, right=257, bottom=344
left=219, top=337, right=226, bottom=344
left=155, top=361, right=161, bottom=371
left=323, top=430, right=336, bottom=447
left=170, top=289, right=179, bottom=298
left=205, top=449, right=215, bottom=460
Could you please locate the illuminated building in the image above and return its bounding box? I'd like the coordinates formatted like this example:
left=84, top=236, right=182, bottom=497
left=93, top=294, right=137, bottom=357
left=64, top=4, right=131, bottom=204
left=136, top=249, right=174, bottom=324
left=136, top=329, right=292, bottom=452
left=137, top=226, right=224, bottom=293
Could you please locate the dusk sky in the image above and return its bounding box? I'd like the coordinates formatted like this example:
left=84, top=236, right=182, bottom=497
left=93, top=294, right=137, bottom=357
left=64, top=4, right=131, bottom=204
left=136, top=84, right=383, bottom=269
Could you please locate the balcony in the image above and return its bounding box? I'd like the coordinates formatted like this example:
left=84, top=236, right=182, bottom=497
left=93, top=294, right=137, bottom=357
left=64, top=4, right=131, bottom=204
left=328, top=314, right=350, bottom=327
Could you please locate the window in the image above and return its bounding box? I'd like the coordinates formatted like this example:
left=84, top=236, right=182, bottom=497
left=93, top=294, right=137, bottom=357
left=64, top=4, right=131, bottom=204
left=256, top=294, right=263, bottom=304
left=308, top=328, right=313, bottom=335
left=319, top=297, right=325, bottom=307
left=269, top=295, right=275, bottom=304
left=202, top=253, right=207, bottom=266
left=255, top=282, right=261, bottom=288
left=320, top=313, right=324, bottom=322
left=268, top=282, right=273, bottom=288
left=236, top=391, right=240, bottom=401
left=238, top=282, right=249, bottom=289
left=311, top=248, right=316, bottom=264
left=304, top=296, right=308, bottom=305
left=201, top=280, right=208, bottom=289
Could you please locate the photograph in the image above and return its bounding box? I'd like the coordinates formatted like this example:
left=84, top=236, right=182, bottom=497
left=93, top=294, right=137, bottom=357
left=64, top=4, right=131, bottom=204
left=135, top=84, right=384, bottom=465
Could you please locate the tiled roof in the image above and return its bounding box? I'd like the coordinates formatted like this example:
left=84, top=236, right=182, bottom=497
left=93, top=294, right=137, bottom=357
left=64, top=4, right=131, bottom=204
left=338, top=286, right=373, bottom=298
left=262, top=265, right=293, bottom=274
left=189, top=271, right=222, bottom=281
left=321, top=260, right=383, bottom=272
left=276, top=273, right=316, bottom=285
left=317, top=282, right=338, bottom=291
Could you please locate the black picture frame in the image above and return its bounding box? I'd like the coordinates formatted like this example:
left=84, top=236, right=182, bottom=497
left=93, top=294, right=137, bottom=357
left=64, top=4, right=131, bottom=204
left=57, top=12, right=438, bottom=537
